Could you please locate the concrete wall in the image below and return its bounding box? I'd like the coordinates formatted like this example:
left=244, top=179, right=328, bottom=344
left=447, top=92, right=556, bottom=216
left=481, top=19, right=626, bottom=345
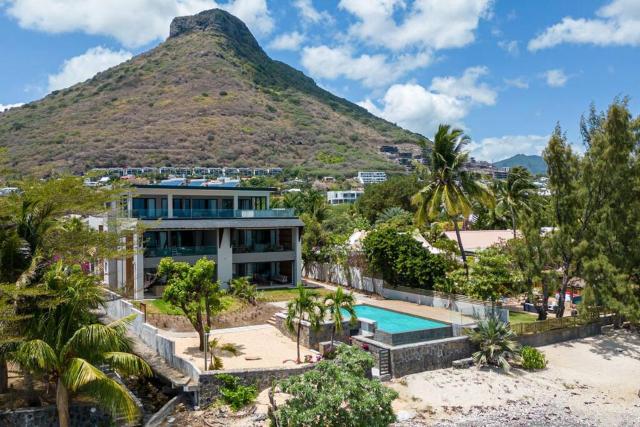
left=103, top=290, right=201, bottom=380
left=352, top=335, right=475, bottom=378
left=516, top=321, right=604, bottom=347
left=374, top=325, right=453, bottom=346
left=0, top=404, right=112, bottom=427
left=198, top=365, right=313, bottom=406
left=304, top=262, right=383, bottom=294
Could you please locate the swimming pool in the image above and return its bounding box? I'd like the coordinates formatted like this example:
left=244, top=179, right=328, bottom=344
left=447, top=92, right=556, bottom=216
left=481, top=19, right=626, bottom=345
left=341, top=304, right=448, bottom=333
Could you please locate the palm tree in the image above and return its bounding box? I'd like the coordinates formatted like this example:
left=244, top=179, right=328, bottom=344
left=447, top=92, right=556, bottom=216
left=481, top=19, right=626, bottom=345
left=412, top=124, right=493, bottom=275
left=229, top=276, right=258, bottom=305
left=468, top=317, right=521, bottom=372
left=13, top=317, right=152, bottom=427
left=495, top=166, right=537, bottom=238
left=285, top=283, right=324, bottom=363
left=207, top=337, right=240, bottom=370
left=323, top=287, right=357, bottom=350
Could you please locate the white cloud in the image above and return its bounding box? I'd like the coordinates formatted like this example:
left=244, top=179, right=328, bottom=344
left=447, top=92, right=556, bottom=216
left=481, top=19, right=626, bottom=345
left=4, top=0, right=273, bottom=48
left=301, top=45, right=431, bottom=88
left=543, top=69, right=568, bottom=88
left=0, top=103, right=24, bottom=112
left=497, top=39, right=519, bottom=55
left=47, top=47, right=132, bottom=92
left=468, top=134, right=550, bottom=162
left=358, top=66, right=496, bottom=136
left=528, top=0, right=640, bottom=51
left=338, top=0, right=492, bottom=51
left=293, top=0, right=332, bottom=24
left=504, top=77, right=528, bottom=89
left=268, top=31, right=305, bottom=51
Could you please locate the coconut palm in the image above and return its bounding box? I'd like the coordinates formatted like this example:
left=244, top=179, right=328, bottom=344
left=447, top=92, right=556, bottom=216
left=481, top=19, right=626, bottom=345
left=468, top=317, right=521, bottom=372
left=285, top=283, right=324, bottom=363
left=13, top=317, right=152, bottom=427
left=229, top=276, right=258, bottom=305
left=323, top=287, right=357, bottom=350
left=207, top=337, right=240, bottom=370
left=412, top=124, right=493, bottom=275
left=495, top=166, right=538, bottom=238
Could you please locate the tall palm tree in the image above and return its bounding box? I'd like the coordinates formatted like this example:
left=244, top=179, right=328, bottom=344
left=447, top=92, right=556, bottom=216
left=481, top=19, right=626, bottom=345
left=13, top=317, right=152, bottom=427
left=412, top=124, right=493, bottom=275
left=323, top=287, right=357, bottom=350
left=285, top=283, right=324, bottom=363
left=495, top=166, right=537, bottom=238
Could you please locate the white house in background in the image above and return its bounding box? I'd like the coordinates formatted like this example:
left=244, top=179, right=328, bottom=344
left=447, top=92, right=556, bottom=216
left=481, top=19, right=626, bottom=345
left=357, top=171, right=387, bottom=185
left=444, top=230, right=516, bottom=254
left=90, top=183, right=304, bottom=300
left=327, top=190, right=364, bottom=205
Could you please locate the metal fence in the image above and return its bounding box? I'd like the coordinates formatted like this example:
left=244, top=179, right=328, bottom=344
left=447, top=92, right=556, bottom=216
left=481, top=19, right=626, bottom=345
left=511, top=313, right=602, bottom=336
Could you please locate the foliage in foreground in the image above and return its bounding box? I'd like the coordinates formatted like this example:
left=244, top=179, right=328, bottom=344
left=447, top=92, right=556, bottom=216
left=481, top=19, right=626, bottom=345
left=521, top=346, right=547, bottom=370
left=215, top=373, right=258, bottom=411
left=272, top=345, right=397, bottom=427
left=468, top=317, right=521, bottom=372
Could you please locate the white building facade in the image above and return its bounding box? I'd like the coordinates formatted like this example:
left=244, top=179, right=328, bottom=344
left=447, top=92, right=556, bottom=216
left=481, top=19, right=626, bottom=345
left=357, top=171, right=387, bottom=185
left=327, top=190, right=364, bottom=205
left=92, top=184, right=304, bottom=300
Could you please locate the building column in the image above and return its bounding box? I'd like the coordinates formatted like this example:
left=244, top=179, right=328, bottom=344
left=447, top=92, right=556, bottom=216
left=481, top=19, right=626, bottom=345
left=106, top=259, right=117, bottom=288
left=233, top=195, right=238, bottom=211
left=133, top=233, right=144, bottom=300
left=167, top=193, right=173, bottom=218
left=217, top=228, right=233, bottom=288
left=293, top=227, right=303, bottom=285
left=127, top=194, right=133, bottom=217
left=266, top=195, right=270, bottom=209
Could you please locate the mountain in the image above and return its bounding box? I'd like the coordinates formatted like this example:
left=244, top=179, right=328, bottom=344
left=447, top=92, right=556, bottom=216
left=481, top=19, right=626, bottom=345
left=494, top=154, right=547, bottom=175
left=0, top=9, right=426, bottom=177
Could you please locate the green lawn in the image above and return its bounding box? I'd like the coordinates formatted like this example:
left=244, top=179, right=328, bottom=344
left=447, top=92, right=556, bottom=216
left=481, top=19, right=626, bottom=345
left=509, top=310, right=538, bottom=324
left=135, top=295, right=241, bottom=316
left=258, top=287, right=332, bottom=302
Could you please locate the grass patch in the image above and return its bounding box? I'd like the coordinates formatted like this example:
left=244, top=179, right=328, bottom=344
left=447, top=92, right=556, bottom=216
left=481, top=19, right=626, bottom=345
left=259, top=287, right=332, bottom=302
left=136, top=295, right=241, bottom=316
left=509, top=311, right=538, bottom=324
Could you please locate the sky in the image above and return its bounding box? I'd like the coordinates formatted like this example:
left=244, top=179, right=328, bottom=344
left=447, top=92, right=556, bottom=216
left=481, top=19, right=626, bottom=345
left=1, top=0, right=639, bottom=162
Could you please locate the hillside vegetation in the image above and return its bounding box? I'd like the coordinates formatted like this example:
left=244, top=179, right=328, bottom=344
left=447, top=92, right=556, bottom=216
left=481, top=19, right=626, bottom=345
left=0, top=9, right=426, bottom=177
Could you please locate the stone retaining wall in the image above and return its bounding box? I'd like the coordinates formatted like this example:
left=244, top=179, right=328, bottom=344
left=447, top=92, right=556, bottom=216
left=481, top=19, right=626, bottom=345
left=374, top=325, right=453, bottom=346
left=198, top=365, right=314, bottom=406
left=0, top=404, right=112, bottom=427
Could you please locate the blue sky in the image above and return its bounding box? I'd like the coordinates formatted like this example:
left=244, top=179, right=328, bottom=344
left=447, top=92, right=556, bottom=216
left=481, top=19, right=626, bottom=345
left=1, top=0, right=639, bottom=161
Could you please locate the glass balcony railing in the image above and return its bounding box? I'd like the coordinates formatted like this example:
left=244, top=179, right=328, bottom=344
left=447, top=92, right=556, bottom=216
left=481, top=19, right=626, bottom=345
left=129, top=208, right=295, bottom=219
left=144, top=245, right=217, bottom=257
left=232, top=243, right=293, bottom=253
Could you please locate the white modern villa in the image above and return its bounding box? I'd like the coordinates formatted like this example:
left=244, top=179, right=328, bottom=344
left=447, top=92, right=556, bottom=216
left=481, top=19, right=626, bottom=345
left=91, top=183, right=304, bottom=300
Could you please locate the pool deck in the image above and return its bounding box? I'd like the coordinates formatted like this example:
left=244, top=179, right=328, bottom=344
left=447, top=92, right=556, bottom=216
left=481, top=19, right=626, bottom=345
left=305, top=278, right=475, bottom=325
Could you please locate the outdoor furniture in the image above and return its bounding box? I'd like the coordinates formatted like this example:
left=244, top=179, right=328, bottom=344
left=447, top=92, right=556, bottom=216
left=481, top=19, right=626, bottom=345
left=253, top=273, right=268, bottom=285
left=273, top=274, right=288, bottom=284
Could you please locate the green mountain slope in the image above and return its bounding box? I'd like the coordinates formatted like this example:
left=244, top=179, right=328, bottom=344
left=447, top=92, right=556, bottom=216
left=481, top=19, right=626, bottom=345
left=0, top=9, right=426, bottom=177
left=494, top=154, right=547, bottom=175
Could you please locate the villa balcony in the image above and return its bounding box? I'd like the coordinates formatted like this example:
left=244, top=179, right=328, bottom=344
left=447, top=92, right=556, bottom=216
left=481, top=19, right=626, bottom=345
left=232, top=243, right=293, bottom=253
left=129, top=208, right=296, bottom=220
left=144, top=245, right=217, bottom=258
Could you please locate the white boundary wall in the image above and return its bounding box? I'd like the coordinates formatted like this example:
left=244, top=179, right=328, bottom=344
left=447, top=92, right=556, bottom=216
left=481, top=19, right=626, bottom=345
left=303, top=262, right=383, bottom=294
left=103, top=290, right=201, bottom=380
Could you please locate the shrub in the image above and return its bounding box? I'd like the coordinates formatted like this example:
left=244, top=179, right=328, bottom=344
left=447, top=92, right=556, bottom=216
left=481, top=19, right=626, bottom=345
left=468, top=317, right=521, bottom=372
left=216, top=373, right=258, bottom=411
left=521, top=346, right=547, bottom=370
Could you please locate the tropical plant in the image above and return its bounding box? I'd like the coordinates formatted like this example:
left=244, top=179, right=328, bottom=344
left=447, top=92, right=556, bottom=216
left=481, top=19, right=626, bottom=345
left=215, top=373, right=258, bottom=411
left=285, top=283, right=324, bottom=363
left=323, top=287, right=357, bottom=350
left=412, top=124, right=493, bottom=276
left=521, top=346, right=547, bottom=370
left=157, top=257, right=221, bottom=350
left=13, top=317, right=152, bottom=427
left=375, top=206, right=413, bottom=228
left=466, top=246, right=523, bottom=303
left=356, top=174, right=421, bottom=223
left=468, top=317, right=521, bottom=372
left=271, top=345, right=397, bottom=427
left=494, top=166, right=538, bottom=238
left=229, top=276, right=258, bottom=305
left=207, top=337, right=240, bottom=370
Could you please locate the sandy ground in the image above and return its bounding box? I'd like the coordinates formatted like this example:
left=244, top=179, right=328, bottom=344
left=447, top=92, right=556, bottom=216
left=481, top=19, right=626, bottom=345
left=390, top=329, right=640, bottom=426
left=167, top=324, right=318, bottom=370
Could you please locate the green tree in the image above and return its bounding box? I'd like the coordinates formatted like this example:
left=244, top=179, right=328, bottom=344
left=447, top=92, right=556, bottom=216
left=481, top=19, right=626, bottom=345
left=285, top=283, right=324, bottom=363
left=272, top=345, right=397, bottom=427
left=356, top=174, right=421, bottom=223
left=375, top=207, right=414, bottom=228
left=323, top=287, right=357, bottom=350
left=13, top=318, right=151, bottom=427
left=466, top=247, right=523, bottom=304
left=229, top=276, right=258, bottom=305
left=494, top=166, right=538, bottom=237
left=157, top=257, right=221, bottom=350
left=412, top=124, right=493, bottom=276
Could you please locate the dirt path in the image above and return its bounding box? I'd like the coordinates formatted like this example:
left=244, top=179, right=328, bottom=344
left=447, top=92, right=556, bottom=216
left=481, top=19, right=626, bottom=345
left=390, top=330, right=640, bottom=426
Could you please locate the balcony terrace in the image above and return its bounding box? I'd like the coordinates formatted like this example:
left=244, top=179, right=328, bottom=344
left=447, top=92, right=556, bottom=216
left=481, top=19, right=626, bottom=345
left=129, top=208, right=296, bottom=220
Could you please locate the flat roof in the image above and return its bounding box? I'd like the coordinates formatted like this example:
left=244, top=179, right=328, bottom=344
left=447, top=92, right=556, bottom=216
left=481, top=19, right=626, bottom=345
left=132, top=184, right=277, bottom=192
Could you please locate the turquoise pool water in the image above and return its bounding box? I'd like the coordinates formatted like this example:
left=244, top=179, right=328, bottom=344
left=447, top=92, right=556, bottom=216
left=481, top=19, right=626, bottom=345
left=341, top=305, right=447, bottom=333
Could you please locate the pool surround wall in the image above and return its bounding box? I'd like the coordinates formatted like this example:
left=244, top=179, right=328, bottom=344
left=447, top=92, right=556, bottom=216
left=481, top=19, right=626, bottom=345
left=374, top=325, right=453, bottom=346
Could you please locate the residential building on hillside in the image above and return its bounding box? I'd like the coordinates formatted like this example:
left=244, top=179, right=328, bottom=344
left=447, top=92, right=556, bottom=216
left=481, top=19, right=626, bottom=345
left=90, top=184, right=303, bottom=300
left=357, top=171, right=387, bottom=185
left=327, top=190, right=364, bottom=205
